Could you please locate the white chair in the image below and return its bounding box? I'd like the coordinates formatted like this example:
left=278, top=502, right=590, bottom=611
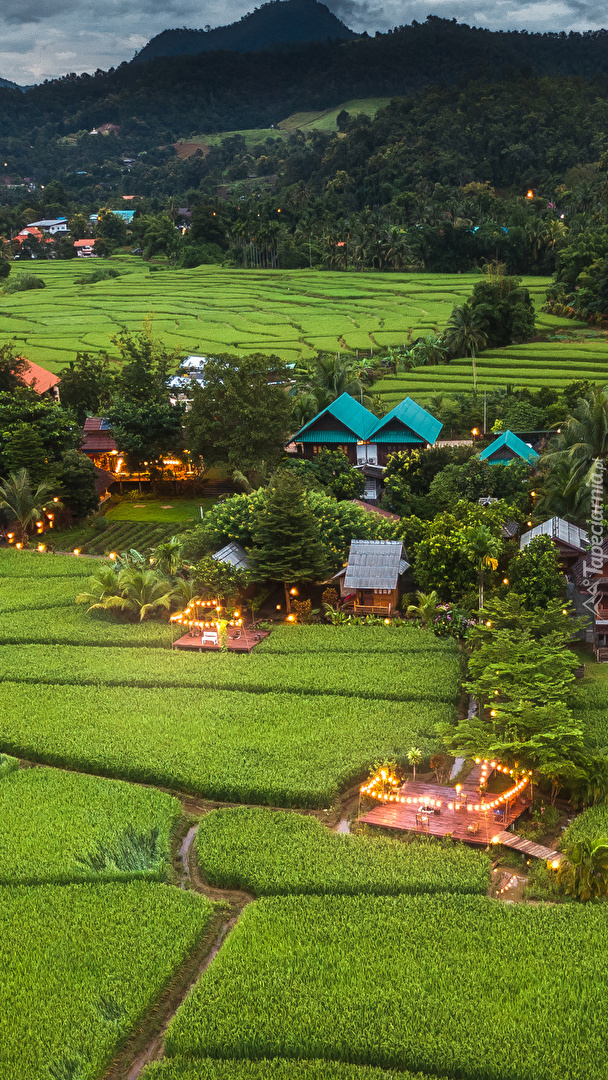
left=202, top=631, right=218, bottom=646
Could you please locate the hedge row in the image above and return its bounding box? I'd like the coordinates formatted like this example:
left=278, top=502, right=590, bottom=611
left=0, top=767, right=181, bottom=886
left=195, top=808, right=491, bottom=896
left=0, top=881, right=214, bottom=1080
left=0, top=681, right=446, bottom=807
left=165, top=894, right=608, bottom=1080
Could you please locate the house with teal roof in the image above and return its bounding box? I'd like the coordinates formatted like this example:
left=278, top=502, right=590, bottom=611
left=478, top=430, right=540, bottom=466
left=291, top=393, right=442, bottom=466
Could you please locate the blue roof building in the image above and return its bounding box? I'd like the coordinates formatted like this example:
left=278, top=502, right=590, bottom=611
left=291, top=393, right=442, bottom=466
left=479, top=431, right=540, bottom=465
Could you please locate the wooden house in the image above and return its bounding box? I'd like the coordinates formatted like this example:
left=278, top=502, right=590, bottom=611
left=520, top=517, right=589, bottom=572
left=479, top=430, right=539, bottom=465
left=568, top=538, right=608, bottom=659
left=362, top=398, right=443, bottom=466
left=333, top=539, right=409, bottom=615
left=291, top=393, right=377, bottom=465
left=80, top=417, right=119, bottom=472
left=291, top=394, right=442, bottom=466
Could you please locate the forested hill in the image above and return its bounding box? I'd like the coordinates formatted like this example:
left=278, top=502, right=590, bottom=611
left=4, top=17, right=608, bottom=146
left=133, top=0, right=356, bottom=64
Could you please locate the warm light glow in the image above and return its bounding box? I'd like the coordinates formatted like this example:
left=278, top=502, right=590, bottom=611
left=109, top=552, right=117, bottom=560
left=527, top=520, right=532, bottom=527
left=276, top=604, right=281, bottom=610
left=16, top=542, right=22, bottom=549
left=73, top=549, right=80, bottom=555
left=486, top=621, right=492, bottom=627
left=53, top=497, right=59, bottom=503
left=530, top=491, right=536, bottom=497
left=526, top=189, right=534, bottom=198
left=289, top=587, right=297, bottom=596
left=503, top=578, right=509, bottom=585
left=287, top=614, right=295, bottom=622
left=37, top=544, right=45, bottom=552
left=551, top=859, right=560, bottom=869
left=471, top=428, right=479, bottom=436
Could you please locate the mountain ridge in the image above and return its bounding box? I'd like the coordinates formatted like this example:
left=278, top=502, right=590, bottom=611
left=133, top=0, right=356, bottom=64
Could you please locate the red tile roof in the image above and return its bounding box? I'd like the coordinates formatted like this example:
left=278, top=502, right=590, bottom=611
left=20, top=360, right=61, bottom=393
left=81, top=417, right=118, bottom=454
left=350, top=499, right=401, bottom=522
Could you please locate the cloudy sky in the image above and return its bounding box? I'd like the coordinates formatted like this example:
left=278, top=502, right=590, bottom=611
left=0, top=0, right=605, bottom=85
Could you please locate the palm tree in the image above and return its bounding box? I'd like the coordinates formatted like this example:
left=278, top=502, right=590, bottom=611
left=76, top=565, right=123, bottom=609
left=535, top=457, right=589, bottom=522
left=544, top=385, right=608, bottom=494
left=460, top=525, right=502, bottom=610
left=557, top=838, right=608, bottom=901
left=407, top=747, right=423, bottom=782
left=444, top=303, right=487, bottom=394
left=150, top=535, right=183, bottom=576
left=294, top=354, right=372, bottom=411
left=0, top=468, right=58, bottom=544
left=406, top=589, right=442, bottom=626
left=77, top=567, right=176, bottom=622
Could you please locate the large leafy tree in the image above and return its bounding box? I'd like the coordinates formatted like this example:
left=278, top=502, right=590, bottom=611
left=185, top=353, right=294, bottom=469
left=0, top=342, right=27, bottom=393
left=54, top=450, right=99, bottom=519
left=248, top=471, right=329, bottom=609
left=58, top=352, right=115, bottom=426
left=0, top=468, right=58, bottom=543
left=509, top=535, right=566, bottom=609
left=0, top=389, right=78, bottom=481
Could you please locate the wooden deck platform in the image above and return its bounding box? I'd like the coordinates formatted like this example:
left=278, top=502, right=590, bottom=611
left=173, top=629, right=269, bottom=653
left=359, top=779, right=531, bottom=848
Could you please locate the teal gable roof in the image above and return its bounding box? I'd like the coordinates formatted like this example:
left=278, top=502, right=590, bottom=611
left=368, top=398, right=442, bottom=445
left=479, top=430, right=540, bottom=465
left=292, top=393, right=377, bottom=442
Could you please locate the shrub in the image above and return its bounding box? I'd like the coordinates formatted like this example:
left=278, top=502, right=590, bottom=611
left=3, top=273, right=46, bottom=293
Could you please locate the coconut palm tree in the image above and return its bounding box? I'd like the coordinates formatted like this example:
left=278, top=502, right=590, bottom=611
left=444, top=303, right=487, bottom=394
left=544, top=385, right=608, bottom=494
left=460, top=525, right=502, bottom=610
left=76, top=565, right=123, bottom=609
left=294, top=354, right=372, bottom=411
left=78, top=567, right=176, bottom=622
left=407, top=747, right=423, bottom=781
left=0, top=468, right=58, bottom=544
left=406, top=590, right=443, bottom=626
left=150, top=535, right=183, bottom=576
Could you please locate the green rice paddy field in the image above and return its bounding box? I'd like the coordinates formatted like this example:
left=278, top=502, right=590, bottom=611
left=1, top=261, right=600, bottom=399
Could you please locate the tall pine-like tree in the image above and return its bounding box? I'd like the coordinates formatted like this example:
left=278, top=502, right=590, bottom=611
left=249, top=472, right=329, bottom=610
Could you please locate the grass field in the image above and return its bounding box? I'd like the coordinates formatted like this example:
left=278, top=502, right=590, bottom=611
left=0, top=881, right=213, bottom=1080
left=164, top=893, right=608, bottom=1080
left=0, top=261, right=584, bottom=383
left=0, top=551, right=456, bottom=805
left=278, top=98, right=391, bottom=132
left=0, top=766, right=180, bottom=885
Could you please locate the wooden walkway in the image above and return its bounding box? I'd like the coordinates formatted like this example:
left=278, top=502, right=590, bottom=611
left=494, top=830, right=562, bottom=864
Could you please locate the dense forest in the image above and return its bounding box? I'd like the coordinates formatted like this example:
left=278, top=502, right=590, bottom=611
left=1, top=18, right=608, bottom=312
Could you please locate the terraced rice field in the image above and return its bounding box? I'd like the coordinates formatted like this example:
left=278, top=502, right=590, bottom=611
left=375, top=337, right=608, bottom=404
left=0, top=262, right=580, bottom=379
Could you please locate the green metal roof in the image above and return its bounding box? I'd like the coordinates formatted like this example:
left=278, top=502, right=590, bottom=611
left=368, top=397, right=442, bottom=445
left=292, top=393, right=377, bottom=442
left=479, top=430, right=540, bottom=464
left=373, top=429, right=425, bottom=443
left=297, top=430, right=359, bottom=443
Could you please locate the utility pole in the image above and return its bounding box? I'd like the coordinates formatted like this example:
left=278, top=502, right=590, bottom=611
left=483, top=390, right=487, bottom=435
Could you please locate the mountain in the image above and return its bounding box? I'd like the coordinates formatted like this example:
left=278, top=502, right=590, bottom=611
left=0, top=76, right=23, bottom=91
left=133, top=0, right=356, bottom=64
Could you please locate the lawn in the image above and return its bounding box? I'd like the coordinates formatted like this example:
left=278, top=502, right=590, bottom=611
left=165, top=893, right=608, bottom=1080
left=0, top=765, right=181, bottom=885
left=105, top=497, right=214, bottom=523
left=0, top=881, right=214, bottom=1080
left=0, top=260, right=582, bottom=386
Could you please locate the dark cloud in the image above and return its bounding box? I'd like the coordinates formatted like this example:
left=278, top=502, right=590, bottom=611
left=0, top=0, right=606, bottom=84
